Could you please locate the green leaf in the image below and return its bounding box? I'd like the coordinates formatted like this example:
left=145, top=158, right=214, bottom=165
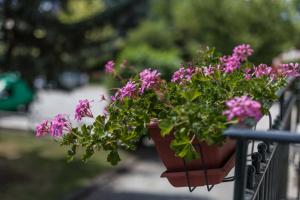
left=170, top=135, right=199, bottom=162
left=190, top=90, right=201, bottom=101
left=107, top=151, right=121, bottom=165
left=181, top=89, right=201, bottom=102
left=81, top=124, right=88, bottom=136
left=159, top=119, right=174, bottom=136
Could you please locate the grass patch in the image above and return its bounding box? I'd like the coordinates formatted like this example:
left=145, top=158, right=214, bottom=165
left=0, top=130, right=118, bottom=200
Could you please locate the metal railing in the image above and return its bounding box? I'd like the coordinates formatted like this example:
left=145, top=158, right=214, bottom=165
left=225, top=78, right=300, bottom=200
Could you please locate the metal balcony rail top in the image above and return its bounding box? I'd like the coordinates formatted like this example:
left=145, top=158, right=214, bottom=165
left=224, top=128, right=300, bottom=143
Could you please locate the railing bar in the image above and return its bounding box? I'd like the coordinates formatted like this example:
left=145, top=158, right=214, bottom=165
left=267, top=110, right=272, bottom=130
left=251, top=140, right=255, bottom=155
left=270, top=145, right=275, bottom=200
left=264, top=171, right=268, bottom=200
left=268, top=164, right=272, bottom=200
left=280, top=94, right=285, bottom=121
left=233, top=139, right=248, bottom=200
left=275, top=148, right=278, bottom=200
left=282, top=145, right=289, bottom=199
left=225, top=129, right=300, bottom=143
left=250, top=144, right=278, bottom=200
left=270, top=148, right=275, bottom=200
left=275, top=145, right=281, bottom=200
left=259, top=177, right=264, bottom=200
left=296, top=97, right=300, bottom=123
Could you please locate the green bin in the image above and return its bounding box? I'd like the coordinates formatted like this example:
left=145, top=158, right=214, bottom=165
left=0, top=73, right=34, bottom=111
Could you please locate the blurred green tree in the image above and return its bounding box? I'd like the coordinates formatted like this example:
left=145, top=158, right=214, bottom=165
left=118, top=0, right=298, bottom=70
left=0, top=0, right=299, bottom=87
left=0, top=0, right=148, bottom=86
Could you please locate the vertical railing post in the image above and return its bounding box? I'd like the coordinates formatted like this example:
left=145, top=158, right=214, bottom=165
left=279, top=94, right=285, bottom=121
left=296, top=97, right=300, bottom=124
left=294, top=78, right=300, bottom=123
left=233, top=139, right=248, bottom=200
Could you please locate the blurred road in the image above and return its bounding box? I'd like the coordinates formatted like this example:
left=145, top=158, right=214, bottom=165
left=0, top=85, right=108, bottom=131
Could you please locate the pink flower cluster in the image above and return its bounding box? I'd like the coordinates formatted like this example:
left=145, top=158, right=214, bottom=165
left=220, top=44, right=253, bottom=73
left=50, top=114, right=72, bottom=137
left=233, top=44, right=253, bottom=61
left=111, top=81, right=137, bottom=101
left=120, top=81, right=137, bottom=99
left=254, top=64, right=272, bottom=78
left=110, top=69, right=160, bottom=101
left=171, top=68, right=184, bottom=83
left=203, top=65, right=214, bottom=76
left=105, top=60, right=115, bottom=73
left=139, top=69, right=161, bottom=93
left=75, top=99, right=93, bottom=121
left=36, top=120, right=50, bottom=137
left=223, top=96, right=262, bottom=122
left=36, top=114, right=72, bottom=137
left=244, top=68, right=252, bottom=80
left=278, top=63, right=300, bottom=77
left=220, top=55, right=241, bottom=73
left=171, top=67, right=195, bottom=84
left=244, top=63, right=299, bottom=81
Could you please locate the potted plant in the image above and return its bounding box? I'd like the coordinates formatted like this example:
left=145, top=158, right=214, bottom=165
left=36, top=44, right=299, bottom=187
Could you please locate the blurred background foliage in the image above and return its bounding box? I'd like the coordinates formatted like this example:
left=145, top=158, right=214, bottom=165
left=1, top=0, right=300, bottom=86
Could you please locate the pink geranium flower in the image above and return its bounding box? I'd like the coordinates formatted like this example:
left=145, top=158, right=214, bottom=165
left=50, top=114, right=72, bottom=137
left=254, top=64, right=272, bottom=78
left=35, top=120, right=50, bottom=137
left=279, top=63, right=300, bottom=77
left=244, top=68, right=252, bottom=80
left=203, top=65, right=214, bottom=76
left=105, top=60, right=115, bottom=73
left=111, top=81, right=137, bottom=101
left=119, top=81, right=137, bottom=100
left=171, top=67, right=185, bottom=84
left=220, top=55, right=241, bottom=73
left=139, top=68, right=161, bottom=93
left=75, top=99, right=94, bottom=121
left=171, top=66, right=195, bottom=84
left=233, top=44, right=253, bottom=61
left=223, top=96, right=262, bottom=122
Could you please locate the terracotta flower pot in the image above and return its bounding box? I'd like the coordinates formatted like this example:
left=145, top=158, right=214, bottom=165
left=148, top=122, right=236, bottom=187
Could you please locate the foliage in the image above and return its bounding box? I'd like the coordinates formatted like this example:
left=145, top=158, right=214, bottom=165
left=126, top=20, right=176, bottom=50
left=118, top=0, right=298, bottom=65
left=0, top=0, right=148, bottom=84
left=58, top=0, right=105, bottom=24
left=1, top=0, right=300, bottom=86
left=117, top=44, right=181, bottom=79
left=36, top=45, right=298, bottom=165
